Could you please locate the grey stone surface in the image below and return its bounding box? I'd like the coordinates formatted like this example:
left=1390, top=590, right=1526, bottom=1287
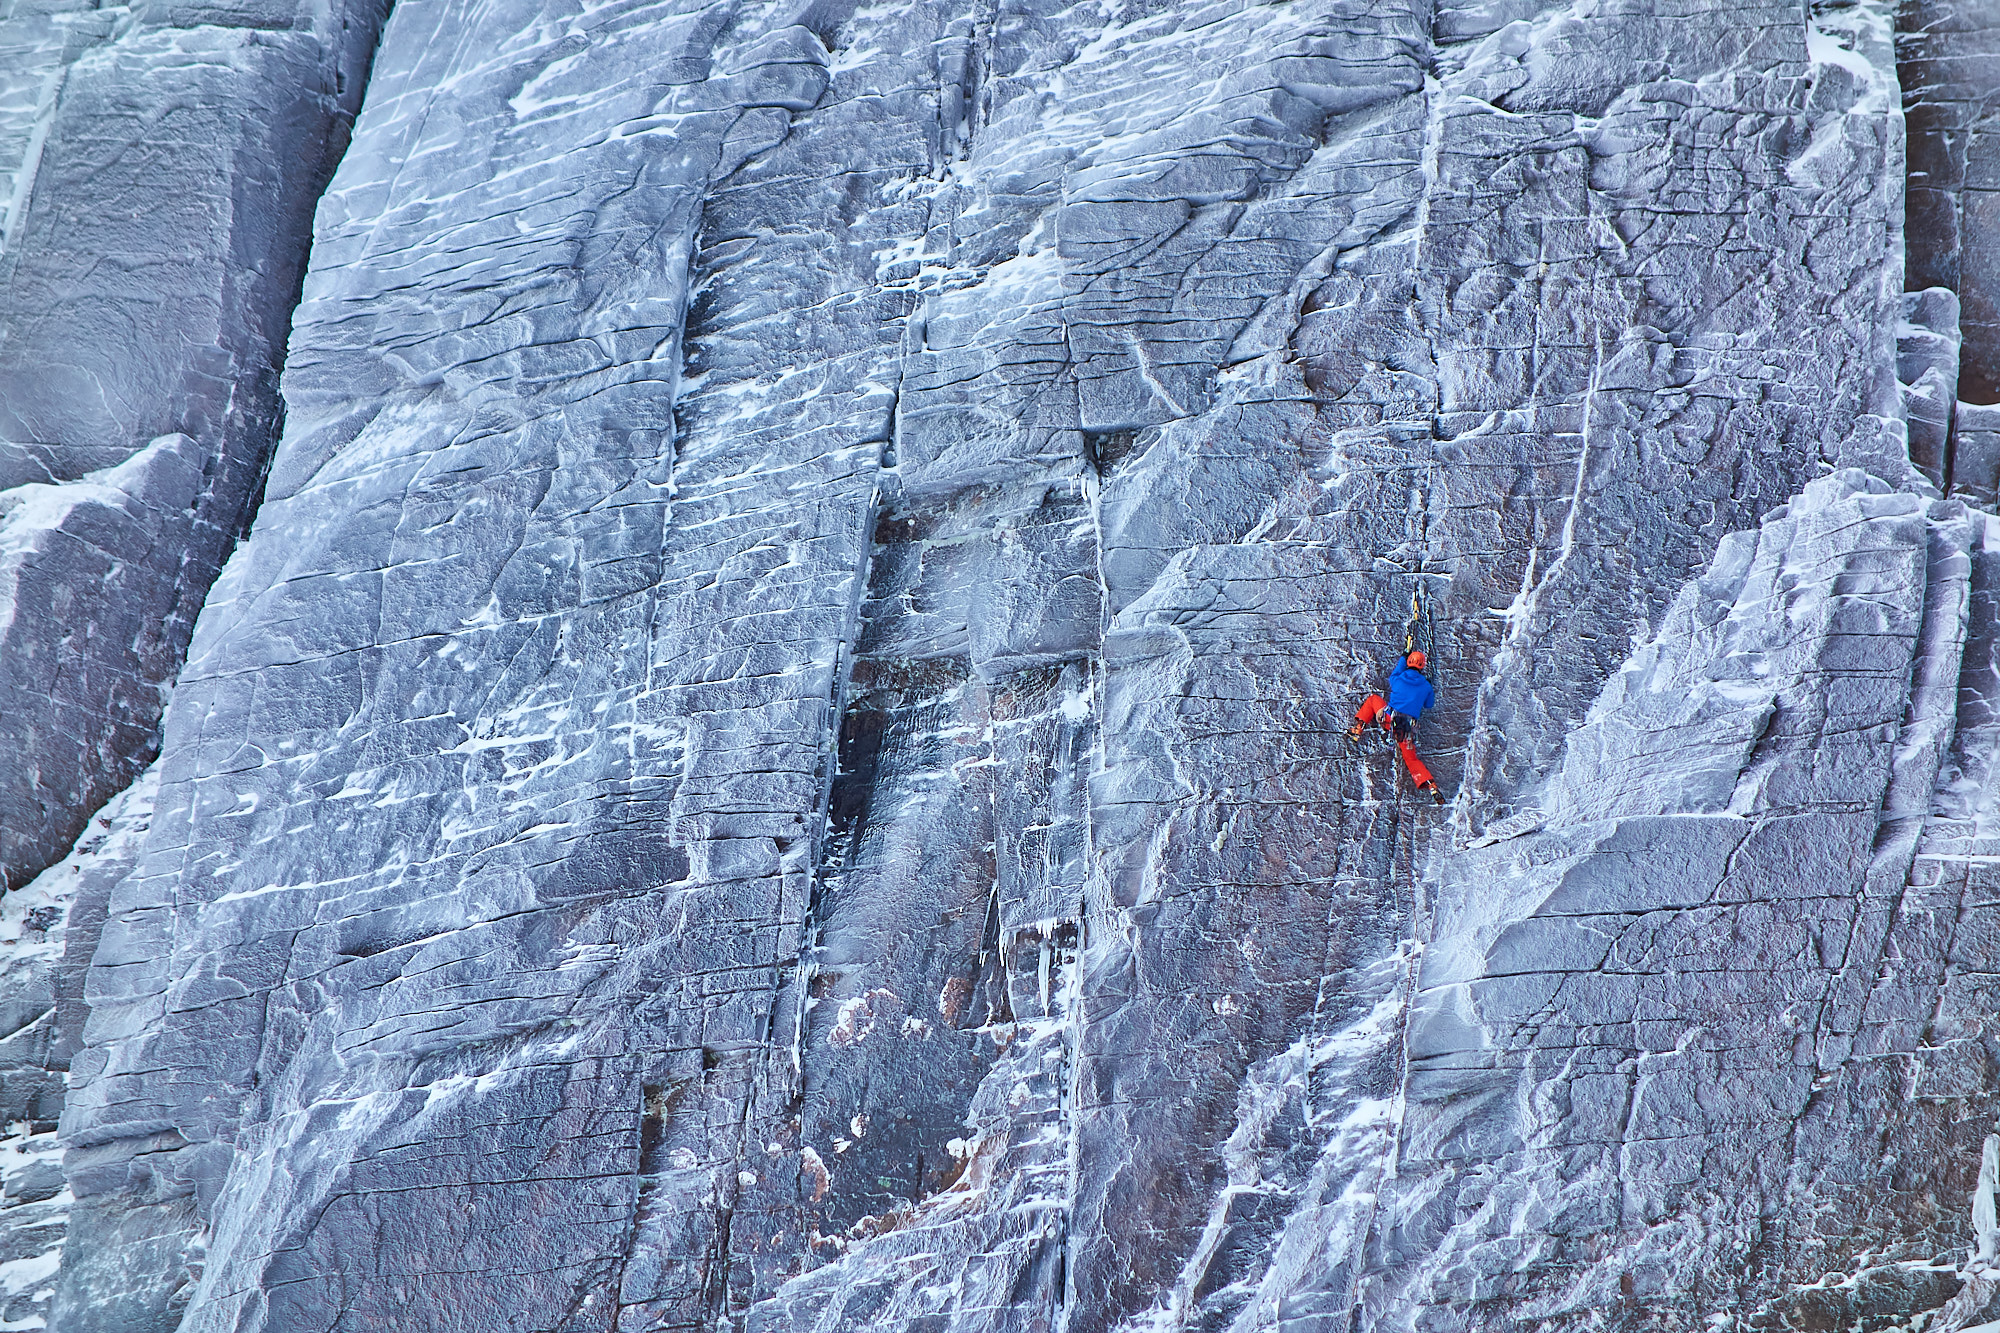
left=0, top=766, right=158, bottom=1333
left=1961, top=401, right=2000, bottom=507
left=5, top=0, right=1999, bottom=1330
left=0, top=439, right=201, bottom=899
left=1901, top=0, right=1999, bottom=404
left=1377, top=472, right=1983, bottom=1326
left=0, top=0, right=390, bottom=888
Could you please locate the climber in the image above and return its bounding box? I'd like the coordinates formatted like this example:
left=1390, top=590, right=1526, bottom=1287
left=1348, top=650, right=1444, bottom=803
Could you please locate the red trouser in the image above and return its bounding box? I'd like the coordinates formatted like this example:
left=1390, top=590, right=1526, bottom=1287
left=1355, top=694, right=1437, bottom=790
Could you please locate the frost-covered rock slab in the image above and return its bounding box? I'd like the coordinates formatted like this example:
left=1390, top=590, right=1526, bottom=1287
left=0, top=766, right=157, bottom=1333
left=0, top=438, right=201, bottom=894
left=1367, top=472, right=1978, bottom=1326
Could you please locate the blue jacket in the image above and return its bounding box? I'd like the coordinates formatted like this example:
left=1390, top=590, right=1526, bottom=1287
left=1387, top=657, right=1434, bottom=719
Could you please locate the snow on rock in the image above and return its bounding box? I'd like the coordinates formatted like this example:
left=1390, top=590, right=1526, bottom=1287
left=0, top=439, right=202, bottom=895
left=15, top=0, right=2000, bottom=1329
left=1374, top=472, right=1984, bottom=1327
left=0, top=767, right=157, bottom=1333
left=0, top=0, right=392, bottom=890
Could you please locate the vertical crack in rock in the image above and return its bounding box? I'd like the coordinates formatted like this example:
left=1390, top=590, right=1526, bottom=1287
left=1900, top=0, right=2000, bottom=515
left=727, top=8, right=1107, bottom=1318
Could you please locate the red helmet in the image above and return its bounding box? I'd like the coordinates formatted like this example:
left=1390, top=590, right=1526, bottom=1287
left=1406, top=650, right=1427, bottom=671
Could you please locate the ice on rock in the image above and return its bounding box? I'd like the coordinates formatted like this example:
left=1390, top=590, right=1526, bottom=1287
left=0, top=766, right=157, bottom=1333
left=1381, top=471, right=1986, bottom=1325
left=7, top=0, right=2000, bottom=1328
left=0, top=0, right=393, bottom=889
left=0, top=439, right=203, bottom=895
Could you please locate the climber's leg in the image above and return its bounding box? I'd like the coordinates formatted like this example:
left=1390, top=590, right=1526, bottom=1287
left=1395, top=734, right=1437, bottom=793
left=1349, top=693, right=1389, bottom=741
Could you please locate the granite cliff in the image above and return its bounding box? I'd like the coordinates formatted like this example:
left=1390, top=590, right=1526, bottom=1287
left=1, top=0, right=1998, bottom=1328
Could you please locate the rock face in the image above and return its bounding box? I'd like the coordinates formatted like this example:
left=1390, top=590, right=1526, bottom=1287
left=0, top=766, right=157, bottom=1332
left=0, top=0, right=389, bottom=888
left=5, top=0, right=2000, bottom=1328
left=1390, top=472, right=1988, bottom=1326
left=1901, top=0, right=1998, bottom=405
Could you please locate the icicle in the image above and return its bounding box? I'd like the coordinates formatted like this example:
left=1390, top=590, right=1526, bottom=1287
left=1974, top=1134, right=1998, bottom=1270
